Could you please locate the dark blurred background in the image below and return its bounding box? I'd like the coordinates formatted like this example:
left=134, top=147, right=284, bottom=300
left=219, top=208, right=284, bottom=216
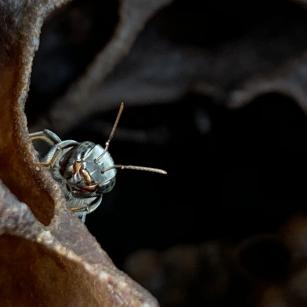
left=25, top=0, right=307, bottom=306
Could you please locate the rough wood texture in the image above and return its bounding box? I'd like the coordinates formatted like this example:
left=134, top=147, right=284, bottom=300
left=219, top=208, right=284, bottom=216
left=0, top=182, right=157, bottom=306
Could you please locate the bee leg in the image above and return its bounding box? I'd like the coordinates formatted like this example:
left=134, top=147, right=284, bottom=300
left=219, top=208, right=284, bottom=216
left=70, top=207, right=88, bottom=223
left=33, top=139, right=79, bottom=168
left=70, top=209, right=87, bottom=222
left=39, top=146, right=63, bottom=168
left=70, top=195, right=103, bottom=222
left=86, top=194, right=103, bottom=214
left=29, top=129, right=62, bottom=145
left=80, top=213, right=86, bottom=223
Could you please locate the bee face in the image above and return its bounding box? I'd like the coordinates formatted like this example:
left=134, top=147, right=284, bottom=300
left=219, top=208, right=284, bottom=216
left=62, top=142, right=117, bottom=194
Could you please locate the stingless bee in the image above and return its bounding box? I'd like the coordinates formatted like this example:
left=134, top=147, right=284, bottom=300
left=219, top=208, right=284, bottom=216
left=30, top=103, right=167, bottom=222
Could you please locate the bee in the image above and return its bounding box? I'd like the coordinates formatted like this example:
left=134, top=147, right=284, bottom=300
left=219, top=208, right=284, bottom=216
left=30, top=103, right=166, bottom=222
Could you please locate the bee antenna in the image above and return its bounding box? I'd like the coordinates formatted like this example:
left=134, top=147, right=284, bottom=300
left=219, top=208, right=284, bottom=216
left=103, top=164, right=167, bottom=175
left=105, top=102, right=124, bottom=151
left=95, top=102, right=124, bottom=163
